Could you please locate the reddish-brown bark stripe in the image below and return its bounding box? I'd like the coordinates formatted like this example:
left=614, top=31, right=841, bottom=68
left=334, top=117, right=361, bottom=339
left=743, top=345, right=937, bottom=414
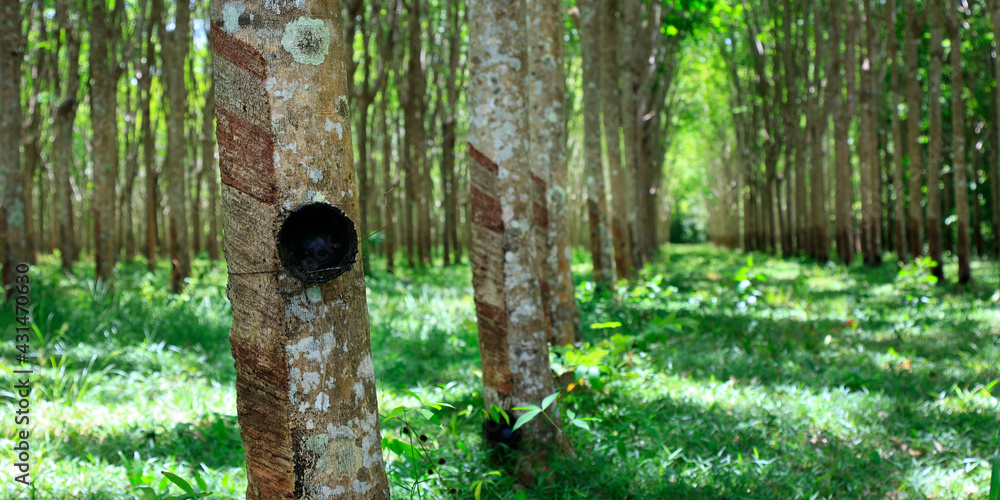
left=533, top=202, right=549, bottom=229
left=210, top=22, right=267, bottom=80
left=468, top=143, right=499, bottom=174
left=471, top=186, right=503, bottom=233
left=217, top=107, right=276, bottom=204
left=531, top=172, right=546, bottom=190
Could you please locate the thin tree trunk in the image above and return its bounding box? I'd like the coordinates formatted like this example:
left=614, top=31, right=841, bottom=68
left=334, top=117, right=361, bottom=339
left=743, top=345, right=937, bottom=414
left=53, top=0, right=80, bottom=272
left=836, top=0, right=856, bottom=265
left=859, top=0, right=876, bottom=266
left=888, top=0, right=907, bottom=262
left=200, top=65, right=216, bottom=261
left=906, top=0, right=925, bottom=259
left=947, top=0, right=971, bottom=285
left=90, top=0, right=119, bottom=282
left=468, top=0, right=568, bottom=482
left=927, top=0, right=945, bottom=282
left=810, top=0, right=829, bottom=262
left=164, top=0, right=190, bottom=291
left=211, top=1, right=391, bottom=496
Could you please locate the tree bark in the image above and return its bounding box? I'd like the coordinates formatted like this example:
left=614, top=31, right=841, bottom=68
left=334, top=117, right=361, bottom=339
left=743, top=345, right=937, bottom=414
left=905, top=0, right=924, bottom=259
left=1, top=0, right=25, bottom=294
left=927, top=0, right=945, bottom=282
left=888, top=0, right=907, bottom=262
left=53, top=0, right=80, bottom=272
left=810, top=0, right=829, bottom=262
left=858, top=0, right=877, bottom=266
left=164, top=0, right=190, bottom=291
left=599, top=1, right=634, bottom=278
left=211, top=0, right=391, bottom=496
left=529, top=0, right=578, bottom=345
left=836, top=0, right=856, bottom=265
left=90, top=0, right=119, bottom=282
left=991, top=0, right=1000, bottom=265
left=947, top=0, right=971, bottom=285
left=201, top=65, right=217, bottom=260
left=143, top=0, right=162, bottom=271
left=579, top=0, right=614, bottom=285
left=468, top=0, right=568, bottom=481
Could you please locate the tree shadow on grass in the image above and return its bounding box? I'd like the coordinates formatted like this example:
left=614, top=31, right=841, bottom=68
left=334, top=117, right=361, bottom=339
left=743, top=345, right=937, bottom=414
left=554, top=372, right=995, bottom=499
left=51, top=413, right=245, bottom=470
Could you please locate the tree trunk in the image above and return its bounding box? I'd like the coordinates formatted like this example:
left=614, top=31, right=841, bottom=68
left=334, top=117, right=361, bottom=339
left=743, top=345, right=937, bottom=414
left=810, top=0, right=829, bottom=262
left=90, top=0, right=119, bottom=282
left=836, top=0, right=856, bottom=265
left=889, top=0, right=907, bottom=262
left=927, top=0, right=945, bottom=282
left=906, top=0, right=925, bottom=259
left=405, top=0, right=429, bottom=266
left=211, top=1, right=391, bottom=496
left=947, top=0, right=971, bottom=285
left=164, top=0, right=190, bottom=291
left=201, top=65, right=217, bottom=261
left=620, top=0, right=643, bottom=268
left=468, top=0, right=568, bottom=481
left=579, top=0, right=614, bottom=285
left=992, top=0, right=1000, bottom=265
left=599, top=1, right=634, bottom=278
left=859, top=0, right=877, bottom=266
left=1, top=0, right=25, bottom=293
left=529, top=0, right=578, bottom=345
left=53, top=0, right=80, bottom=272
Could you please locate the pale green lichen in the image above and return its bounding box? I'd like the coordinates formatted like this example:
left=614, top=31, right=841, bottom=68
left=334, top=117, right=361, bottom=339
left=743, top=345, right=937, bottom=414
left=221, top=3, right=244, bottom=34
left=281, top=17, right=330, bottom=65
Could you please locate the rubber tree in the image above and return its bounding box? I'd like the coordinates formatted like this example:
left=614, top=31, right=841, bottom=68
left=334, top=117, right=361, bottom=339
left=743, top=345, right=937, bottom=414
left=467, top=0, right=568, bottom=480
left=1, top=0, right=25, bottom=293
left=210, top=0, right=390, bottom=497
left=527, top=0, right=578, bottom=345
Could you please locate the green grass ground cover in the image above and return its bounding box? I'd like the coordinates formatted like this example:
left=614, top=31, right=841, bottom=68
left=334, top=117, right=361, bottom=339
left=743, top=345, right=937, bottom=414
left=1, top=245, right=999, bottom=498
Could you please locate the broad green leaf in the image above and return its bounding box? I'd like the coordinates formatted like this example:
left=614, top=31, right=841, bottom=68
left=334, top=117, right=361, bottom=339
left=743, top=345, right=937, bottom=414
left=541, top=392, right=559, bottom=411
left=162, top=471, right=196, bottom=496
left=512, top=409, right=542, bottom=431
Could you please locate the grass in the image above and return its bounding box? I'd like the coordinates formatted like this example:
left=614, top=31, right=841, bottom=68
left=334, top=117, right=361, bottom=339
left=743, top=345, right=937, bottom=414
left=1, top=245, right=998, bottom=498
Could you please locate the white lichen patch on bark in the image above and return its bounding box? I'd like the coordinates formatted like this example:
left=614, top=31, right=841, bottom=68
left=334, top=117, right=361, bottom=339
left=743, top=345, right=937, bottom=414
left=281, top=17, right=330, bottom=66
left=221, top=3, right=244, bottom=34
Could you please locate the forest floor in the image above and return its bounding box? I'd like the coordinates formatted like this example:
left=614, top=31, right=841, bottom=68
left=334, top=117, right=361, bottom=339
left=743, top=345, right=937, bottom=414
left=1, top=244, right=999, bottom=499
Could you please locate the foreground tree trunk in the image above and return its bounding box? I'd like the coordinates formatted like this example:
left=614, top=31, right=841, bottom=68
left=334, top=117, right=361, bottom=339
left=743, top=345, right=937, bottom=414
left=992, top=0, right=1000, bottom=268
left=468, top=0, right=568, bottom=481
left=1, top=0, right=25, bottom=293
left=528, top=0, right=578, bottom=345
left=211, top=0, right=391, bottom=496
